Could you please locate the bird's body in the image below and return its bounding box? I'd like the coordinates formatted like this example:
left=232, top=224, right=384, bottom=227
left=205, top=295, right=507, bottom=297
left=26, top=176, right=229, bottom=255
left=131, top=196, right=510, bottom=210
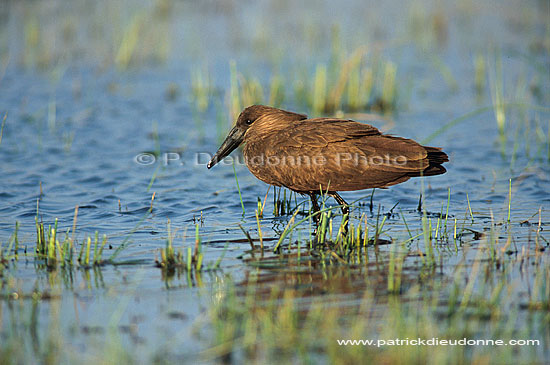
left=208, top=105, right=448, bottom=224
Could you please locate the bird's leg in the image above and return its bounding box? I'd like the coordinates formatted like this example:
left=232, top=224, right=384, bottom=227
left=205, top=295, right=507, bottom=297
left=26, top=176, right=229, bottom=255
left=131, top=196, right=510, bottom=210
left=329, top=192, right=349, bottom=235
left=307, top=192, right=321, bottom=224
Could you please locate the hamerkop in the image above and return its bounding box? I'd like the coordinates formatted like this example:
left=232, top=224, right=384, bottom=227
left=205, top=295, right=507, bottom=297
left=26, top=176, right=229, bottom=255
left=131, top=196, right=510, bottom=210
left=208, top=105, right=448, bottom=223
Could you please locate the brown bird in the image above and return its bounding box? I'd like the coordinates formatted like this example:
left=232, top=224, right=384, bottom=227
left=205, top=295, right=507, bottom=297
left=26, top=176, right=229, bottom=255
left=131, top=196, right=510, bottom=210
left=208, top=105, right=448, bottom=223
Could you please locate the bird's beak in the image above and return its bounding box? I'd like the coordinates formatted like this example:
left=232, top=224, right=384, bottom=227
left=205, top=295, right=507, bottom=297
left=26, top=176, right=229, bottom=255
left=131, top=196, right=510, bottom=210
left=207, top=126, right=245, bottom=169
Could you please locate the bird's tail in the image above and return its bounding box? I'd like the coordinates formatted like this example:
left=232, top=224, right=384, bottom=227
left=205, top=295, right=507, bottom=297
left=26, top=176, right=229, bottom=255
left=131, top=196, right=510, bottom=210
left=407, top=146, right=449, bottom=177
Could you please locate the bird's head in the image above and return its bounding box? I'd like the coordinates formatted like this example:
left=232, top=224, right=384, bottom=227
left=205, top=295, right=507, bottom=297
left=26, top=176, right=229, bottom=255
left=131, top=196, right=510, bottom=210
left=207, top=105, right=306, bottom=169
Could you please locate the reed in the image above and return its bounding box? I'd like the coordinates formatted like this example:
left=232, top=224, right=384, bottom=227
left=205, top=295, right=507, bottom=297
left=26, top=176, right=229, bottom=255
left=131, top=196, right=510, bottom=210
left=0, top=112, right=6, bottom=146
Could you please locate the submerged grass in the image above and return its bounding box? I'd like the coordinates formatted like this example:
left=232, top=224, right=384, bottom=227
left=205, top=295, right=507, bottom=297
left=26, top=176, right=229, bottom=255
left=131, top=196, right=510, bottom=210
left=244, top=179, right=548, bottom=280
left=223, top=47, right=399, bottom=123
left=0, top=195, right=159, bottom=274
left=190, top=66, right=213, bottom=113
left=488, top=53, right=507, bottom=158
left=0, top=112, right=6, bottom=146
left=155, top=220, right=225, bottom=274
left=272, top=186, right=299, bottom=217
left=34, top=208, right=108, bottom=269
left=233, top=161, right=246, bottom=216
left=195, top=182, right=549, bottom=364
left=198, top=241, right=548, bottom=364
left=1, top=167, right=548, bottom=364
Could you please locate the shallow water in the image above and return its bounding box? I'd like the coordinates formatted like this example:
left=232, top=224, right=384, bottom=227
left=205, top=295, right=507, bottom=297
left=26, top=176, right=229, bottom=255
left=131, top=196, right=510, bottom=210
left=0, top=0, right=549, bottom=362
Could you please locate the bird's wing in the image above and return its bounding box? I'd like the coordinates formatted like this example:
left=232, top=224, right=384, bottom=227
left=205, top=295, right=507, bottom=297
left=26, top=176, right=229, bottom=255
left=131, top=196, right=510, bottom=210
left=272, top=118, right=381, bottom=148
left=261, top=119, right=440, bottom=191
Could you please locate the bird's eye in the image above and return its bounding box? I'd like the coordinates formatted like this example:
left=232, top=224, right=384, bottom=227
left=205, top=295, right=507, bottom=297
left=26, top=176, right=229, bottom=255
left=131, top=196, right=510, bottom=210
left=246, top=119, right=253, bottom=125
